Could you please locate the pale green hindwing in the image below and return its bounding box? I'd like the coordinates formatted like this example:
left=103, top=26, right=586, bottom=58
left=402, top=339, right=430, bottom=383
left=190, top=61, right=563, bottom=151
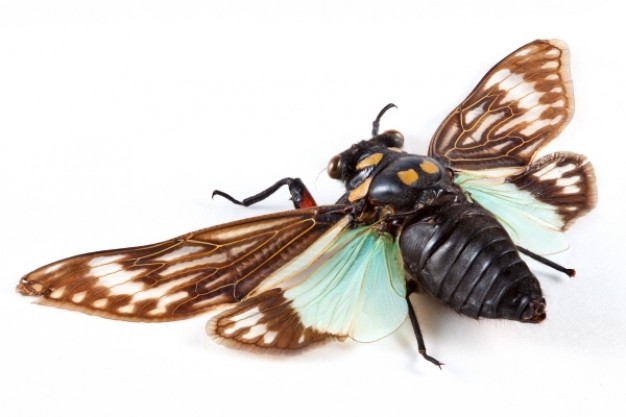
left=284, top=226, right=407, bottom=343
left=455, top=170, right=568, bottom=254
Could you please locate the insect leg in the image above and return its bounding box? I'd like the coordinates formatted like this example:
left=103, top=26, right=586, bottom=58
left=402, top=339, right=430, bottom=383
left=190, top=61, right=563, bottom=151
left=212, top=177, right=317, bottom=209
left=406, top=291, right=443, bottom=368
left=516, top=245, right=576, bottom=277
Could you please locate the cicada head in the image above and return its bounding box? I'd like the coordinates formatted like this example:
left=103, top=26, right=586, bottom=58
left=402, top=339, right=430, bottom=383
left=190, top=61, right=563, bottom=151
left=327, top=129, right=404, bottom=182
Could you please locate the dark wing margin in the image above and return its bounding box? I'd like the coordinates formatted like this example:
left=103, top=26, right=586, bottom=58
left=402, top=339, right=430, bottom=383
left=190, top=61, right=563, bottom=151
left=208, top=288, right=338, bottom=353
left=507, top=151, right=597, bottom=230
left=17, top=205, right=351, bottom=322
left=429, top=39, right=574, bottom=170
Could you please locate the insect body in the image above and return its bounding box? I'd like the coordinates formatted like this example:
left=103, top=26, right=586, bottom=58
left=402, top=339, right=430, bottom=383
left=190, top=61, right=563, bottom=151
left=17, top=40, right=597, bottom=366
left=329, top=129, right=548, bottom=323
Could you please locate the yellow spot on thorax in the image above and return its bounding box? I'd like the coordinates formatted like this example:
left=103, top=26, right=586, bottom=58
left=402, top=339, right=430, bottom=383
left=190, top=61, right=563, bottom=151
left=397, top=169, right=419, bottom=185
left=420, top=160, right=440, bottom=174
left=356, top=153, right=384, bottom=170
left=348, top=177, right=372, bottom=202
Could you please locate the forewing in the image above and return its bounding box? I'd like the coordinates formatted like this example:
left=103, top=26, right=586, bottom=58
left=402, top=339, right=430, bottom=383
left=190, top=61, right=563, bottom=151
left=17, top=205, right=350, bottom=321
left=455, top=152, right=596, bottom=253
left=209, top=226, right=408, bottom=352
left=430, top=39, right=574, bottom=170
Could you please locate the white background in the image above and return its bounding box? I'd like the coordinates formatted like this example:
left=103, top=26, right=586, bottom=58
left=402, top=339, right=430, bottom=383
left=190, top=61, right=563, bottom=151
left=1, top=1, right=623, bottom=416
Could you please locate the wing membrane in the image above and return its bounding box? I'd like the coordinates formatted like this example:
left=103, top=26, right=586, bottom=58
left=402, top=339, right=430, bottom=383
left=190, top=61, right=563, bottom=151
left=430, top=39, right=574, bottom=170
left=209, top=225, right=407, bottom=351
left=508, top=152, right=597, bottom=230
left=17, top=205, right=350, bottom=321
left=455, top=152, right=596, bottom=253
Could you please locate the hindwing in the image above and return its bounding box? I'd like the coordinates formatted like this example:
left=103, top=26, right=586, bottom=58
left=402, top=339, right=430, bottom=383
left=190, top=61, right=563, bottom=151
left=507, top=152, right=597, bottom=230
left=454, top=152, right=596, bottom=253
left=209, top=224, right=408, bottom=351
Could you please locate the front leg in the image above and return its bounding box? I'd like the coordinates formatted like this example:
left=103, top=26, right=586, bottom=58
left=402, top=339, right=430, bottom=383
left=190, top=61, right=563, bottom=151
left=212, top=177, right=317, bottom=209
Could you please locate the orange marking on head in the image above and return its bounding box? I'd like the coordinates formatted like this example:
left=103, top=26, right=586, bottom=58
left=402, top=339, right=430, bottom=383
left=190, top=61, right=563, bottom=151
left=420, top=160, right=440, bottom=174
left=356, top=153, right=384, bottom=170
left=348, top=178, right=372, bottom=202
left=397, top=169, right=419, bottom=185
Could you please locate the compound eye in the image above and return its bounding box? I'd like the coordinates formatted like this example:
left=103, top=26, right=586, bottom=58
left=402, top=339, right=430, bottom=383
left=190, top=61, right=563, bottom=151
left=327, top=154, right=342, bottom=179
left=381, top=130, right=405, bottom=148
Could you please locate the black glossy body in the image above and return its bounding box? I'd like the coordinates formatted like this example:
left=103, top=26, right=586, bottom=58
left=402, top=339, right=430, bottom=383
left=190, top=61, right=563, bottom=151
left=399, top=196, right=545, bottom=322
left=332, top=132, right=546, bottom=323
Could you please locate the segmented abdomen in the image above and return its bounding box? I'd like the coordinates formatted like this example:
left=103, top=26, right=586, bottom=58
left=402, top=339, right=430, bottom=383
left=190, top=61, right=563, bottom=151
left=400, top=201, right=545, bottom=321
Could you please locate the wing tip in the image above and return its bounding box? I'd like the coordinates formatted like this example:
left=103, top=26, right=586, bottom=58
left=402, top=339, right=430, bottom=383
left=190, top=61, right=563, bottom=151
left=533, top=38, right=575, bottom=128
left=543, top=38, right=569, bottom=50
left=16, top=275, right=42, bottom=297
left=562, top=154, right=598, bottom=230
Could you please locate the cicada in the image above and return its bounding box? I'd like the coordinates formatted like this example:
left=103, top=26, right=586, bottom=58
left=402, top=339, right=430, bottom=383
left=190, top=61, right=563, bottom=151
left=17, top=40, right=597, bottom=366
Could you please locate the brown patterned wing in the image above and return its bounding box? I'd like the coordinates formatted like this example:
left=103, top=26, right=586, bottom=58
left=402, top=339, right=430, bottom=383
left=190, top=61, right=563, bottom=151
left=454, top=151, right=596, bottom=253
left=429, top=39, right=574, bottom=170
left=207, top=289, right=339, bottom=353
left=508, top=151, right=597, bottom=230
left=17, top=205, right=350, bottom=322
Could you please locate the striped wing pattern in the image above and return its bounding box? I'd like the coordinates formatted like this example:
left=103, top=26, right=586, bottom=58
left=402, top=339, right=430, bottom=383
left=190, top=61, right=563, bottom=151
left=18, top=205, right=408, bottom=351
left=17, top=206, right=350, bottom=322
left=507, top=151, right=597, bottom=230
left=430, top=39, right=596, bottom=249
left=454, top=152, right=596, bottom=254
left=430, top=39, right=574, bottom=170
